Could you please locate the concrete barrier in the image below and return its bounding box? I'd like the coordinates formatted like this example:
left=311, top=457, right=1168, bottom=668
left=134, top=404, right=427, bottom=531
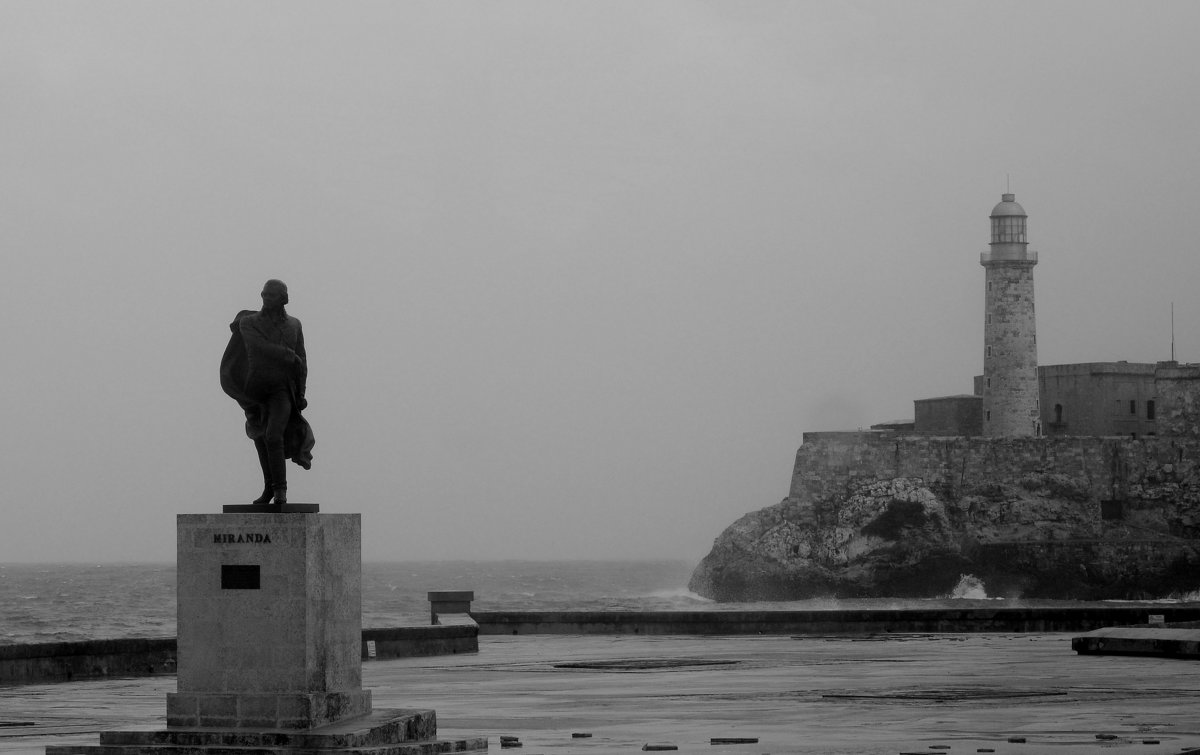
left=0, top=623, right=479, bottom=686
left=0, top=637, right=178, bottom=685
left=1072, top=625, right=1200, bottom=658
left=7, top=606, right=1198, bottom=685
left=362, top=621, right=478, bottom=660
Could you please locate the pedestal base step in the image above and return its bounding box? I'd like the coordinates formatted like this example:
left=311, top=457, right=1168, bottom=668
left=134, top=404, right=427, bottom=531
left=45, top=709, right=487, bottom=755
left=166, top=690, right=374, bottom=730
left=221, top=504, right=320, bottom=513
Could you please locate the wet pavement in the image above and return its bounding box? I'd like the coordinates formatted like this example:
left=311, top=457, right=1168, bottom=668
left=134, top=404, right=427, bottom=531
left=2, top=633, right=1199, bottom=755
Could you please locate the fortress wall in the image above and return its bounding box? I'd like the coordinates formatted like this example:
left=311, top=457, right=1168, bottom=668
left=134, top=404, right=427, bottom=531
left=1157, top=364, right=1200, bottom=439
left=790, top=433, right=1200, bottom=530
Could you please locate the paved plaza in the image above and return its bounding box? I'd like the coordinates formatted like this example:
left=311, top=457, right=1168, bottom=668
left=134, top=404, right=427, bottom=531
left=2, top=633, right=1198, bottom=755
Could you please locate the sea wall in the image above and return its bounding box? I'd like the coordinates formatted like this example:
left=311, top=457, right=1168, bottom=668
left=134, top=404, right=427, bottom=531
left=471, top=607, right=1200, bottom=635
left=364, top=620, right=478, bottom=660
left=0, top=637, right=178, bottom=685
left=690, top=434, right=1200, bottom=601
left=0, top=624, right=478, bottom=686
left=7, top=607, right=1197, bottom=686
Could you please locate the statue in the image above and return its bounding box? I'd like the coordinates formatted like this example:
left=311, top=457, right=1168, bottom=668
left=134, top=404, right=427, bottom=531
left=220, top=279, right=314, bottom=505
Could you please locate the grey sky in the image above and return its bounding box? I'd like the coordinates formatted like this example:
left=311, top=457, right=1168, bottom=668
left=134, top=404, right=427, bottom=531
left=2, top=2, right=1198, bottom=563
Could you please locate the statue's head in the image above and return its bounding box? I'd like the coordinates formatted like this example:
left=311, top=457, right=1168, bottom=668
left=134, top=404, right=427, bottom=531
left=261, top=279, right=289, bottom=308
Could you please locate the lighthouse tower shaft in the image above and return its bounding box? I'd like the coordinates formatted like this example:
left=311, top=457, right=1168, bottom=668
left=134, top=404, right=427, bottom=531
left=980, top=193, right=1040, bottom=437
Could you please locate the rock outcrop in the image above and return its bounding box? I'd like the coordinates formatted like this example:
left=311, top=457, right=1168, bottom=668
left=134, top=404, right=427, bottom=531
left=689, top=434, right=1200, bottom=600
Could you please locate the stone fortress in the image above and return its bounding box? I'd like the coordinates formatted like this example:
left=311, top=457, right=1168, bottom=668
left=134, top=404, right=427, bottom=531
left=890, top=193, right=1200, bottom=440
left=689, top=193, right=1200, bottom=602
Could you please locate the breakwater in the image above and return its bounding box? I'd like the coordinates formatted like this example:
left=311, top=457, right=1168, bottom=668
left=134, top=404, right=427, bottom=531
left=7, top=606, right=1200, bottom=685
left=472, top=606, right=1200, bottom=635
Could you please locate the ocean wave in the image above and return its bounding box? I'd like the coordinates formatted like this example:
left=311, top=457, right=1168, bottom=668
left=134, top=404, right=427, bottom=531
left=946, top=574, right=998, bottom=600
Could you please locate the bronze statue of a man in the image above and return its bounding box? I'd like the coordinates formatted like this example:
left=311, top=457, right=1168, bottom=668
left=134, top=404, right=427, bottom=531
left=220, top=279, right=314, bottom=505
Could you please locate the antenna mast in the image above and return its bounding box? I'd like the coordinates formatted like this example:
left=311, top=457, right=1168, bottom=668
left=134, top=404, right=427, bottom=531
left=1171, top=302, right=1176, bottom=362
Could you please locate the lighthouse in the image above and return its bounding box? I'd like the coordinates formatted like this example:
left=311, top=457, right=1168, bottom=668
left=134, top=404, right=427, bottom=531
left=981, top=193, right=1040, bottom=437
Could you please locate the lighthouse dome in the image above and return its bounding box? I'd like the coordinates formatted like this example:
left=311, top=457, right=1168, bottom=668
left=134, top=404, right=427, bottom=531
left=991, top=193, right=1026, bottom=217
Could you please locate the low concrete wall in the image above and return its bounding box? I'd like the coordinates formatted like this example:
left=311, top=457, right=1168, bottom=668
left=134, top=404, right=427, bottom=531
left=0, top=637, right=178, bottom=685
left=8, top=608, right=1197, bottom=685
left=0, top=624, right=479, bottom=686
left=472, top=607, right=1200, bottom=636
left=1072, top=625, right=1200, bottom=658
left=362, top=620, right=478, bottom=660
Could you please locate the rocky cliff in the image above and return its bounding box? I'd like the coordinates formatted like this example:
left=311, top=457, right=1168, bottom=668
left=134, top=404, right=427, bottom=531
left=689, top=434, right=1200, bottom=600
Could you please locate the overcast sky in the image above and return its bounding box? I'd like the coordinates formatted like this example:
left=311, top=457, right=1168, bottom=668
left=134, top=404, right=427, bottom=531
left=2, top=2, right=1199, bottom=564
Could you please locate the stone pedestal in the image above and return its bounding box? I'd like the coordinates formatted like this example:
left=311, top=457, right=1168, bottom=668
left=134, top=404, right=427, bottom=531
left=45, top=510, right=487, bottom=755
left=168, top=513, right=369, bottom=729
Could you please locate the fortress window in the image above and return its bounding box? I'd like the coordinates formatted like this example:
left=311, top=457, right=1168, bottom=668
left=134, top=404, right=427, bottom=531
left=1054, top=404, right=1063, bottom=424
left=1130, top=400, right=1137, bottom=415
left=985, top=410, right=991, bottom=422
left=1147, top=400, right=1156, bottom=420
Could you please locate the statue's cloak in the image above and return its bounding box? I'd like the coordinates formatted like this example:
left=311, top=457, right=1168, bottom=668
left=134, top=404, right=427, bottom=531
left=220, top=309, right=315, bottom=470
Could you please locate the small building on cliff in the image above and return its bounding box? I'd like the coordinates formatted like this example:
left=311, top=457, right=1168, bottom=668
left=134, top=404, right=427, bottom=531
left=913, top=361, right=1194, bottom=438
left=913, top=395, right=982, bottom=436
left=1037, top=362, right=1159, bottom=437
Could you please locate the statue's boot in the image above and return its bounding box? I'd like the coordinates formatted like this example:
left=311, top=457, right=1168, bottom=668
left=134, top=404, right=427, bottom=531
left=273, top=485, right=287, bottom=505
left=252, top=483, right=273, bottom=505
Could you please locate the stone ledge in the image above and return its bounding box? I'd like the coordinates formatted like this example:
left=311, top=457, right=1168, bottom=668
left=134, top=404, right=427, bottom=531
left=434, top=613, right=477, bottom=628
left=221, top=503, right=320, bottom=513
left=1071, top=626, right=1200, bottom=658
left=45, top=709, right=486, bottom=755
left=0, top=625, right=479, bottom=685
left=165, top=689, right=372, bottom=730
left=103, top=709, right=436, bottom=748
left=363, top=624, right=478, bottom=659
left=48, top=740, right=486, bottom=755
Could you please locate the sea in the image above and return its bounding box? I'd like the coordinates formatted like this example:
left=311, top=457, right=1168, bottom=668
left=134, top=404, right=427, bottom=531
left=2, top=561, right=1197, bottom=646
